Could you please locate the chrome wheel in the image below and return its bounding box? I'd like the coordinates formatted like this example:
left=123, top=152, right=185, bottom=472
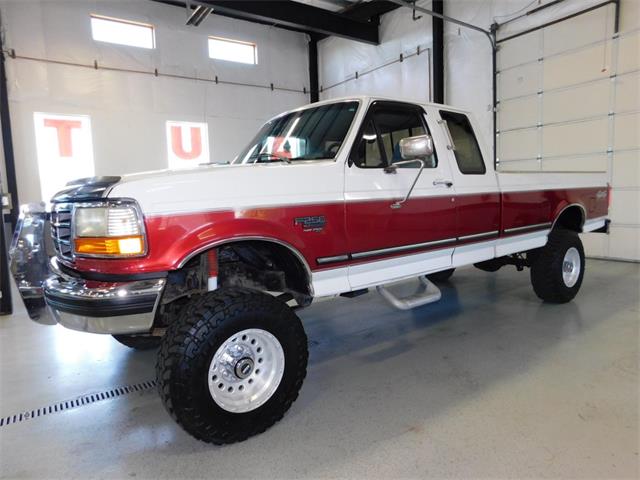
left=207, top=328, right=285, bottom=413
left=562, top=247, right=581, bottom=288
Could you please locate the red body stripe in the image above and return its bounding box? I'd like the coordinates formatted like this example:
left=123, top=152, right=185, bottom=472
left=66, top=187, right=608, bottom=276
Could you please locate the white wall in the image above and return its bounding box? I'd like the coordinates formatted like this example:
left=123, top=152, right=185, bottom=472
left=318, top=3, right=434, bottom=104
left=0, top=0, right=310, bottom=203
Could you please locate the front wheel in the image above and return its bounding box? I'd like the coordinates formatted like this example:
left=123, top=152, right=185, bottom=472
left=530, top=228, right=585, bottom=303
left=156, top=287, right=308, bottom=444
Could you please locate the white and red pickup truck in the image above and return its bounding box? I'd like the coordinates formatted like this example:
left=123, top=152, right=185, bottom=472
left=10, top=96, right=609, bottom=443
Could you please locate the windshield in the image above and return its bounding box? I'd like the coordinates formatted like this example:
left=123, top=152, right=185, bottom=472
left=233, top=101, right=359, bottom=164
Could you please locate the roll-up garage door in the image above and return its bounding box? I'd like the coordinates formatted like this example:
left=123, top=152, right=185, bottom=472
left=496, top=2, right=639, bottom=261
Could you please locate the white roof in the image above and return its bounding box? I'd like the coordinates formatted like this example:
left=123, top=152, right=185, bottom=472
left=275, top=95, right=471, bottom=121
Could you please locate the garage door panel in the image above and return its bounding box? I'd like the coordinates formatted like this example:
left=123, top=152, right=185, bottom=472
left=498, top=63, right=540, bottom=100
left=610, top=189, right=640, bottom=225
left=541, top=153, right=607, bottom=172
left=497, top=5, right=638, bottom=261
left=614, top=112, right=640, bottom=150
left=608, top=226, right=640, bottom=260
left=543, top=6, right=614, bottom=56
left=615, top=72, right=640, bottom=112
left=620, top=0, right=640, bottom=33
left=543, top=42, right=613, bottom=90
left=497, top=159, right=540, bottom=172
left=617, top=30, right=640, bottom=74
left=612, top=150, right=640, bottom=188
left=581, top=232, right=608, bottom=257
left=542, top=118, right=608, bottom=157
left=498, top=96, right=538, bottom=130
left=497, top=31, right=540, bottom=69
left=543, top=79, right=610, bottom=124
left=499, top=128, right=538, bottom=161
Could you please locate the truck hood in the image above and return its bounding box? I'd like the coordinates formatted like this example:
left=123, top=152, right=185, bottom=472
left=105, top=161, right=342, bottom=217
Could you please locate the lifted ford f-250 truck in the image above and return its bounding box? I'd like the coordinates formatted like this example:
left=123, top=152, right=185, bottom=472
left=10, top=96, right=610, bottom=443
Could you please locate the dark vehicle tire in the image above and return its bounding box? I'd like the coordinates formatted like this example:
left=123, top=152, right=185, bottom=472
left=530, top=228, right=585, bottom=303
left=156, top=287, right=308, bottom=444
left=112, top=334, right=161, bottom=350
left=427, top=268, right=455, bottom=283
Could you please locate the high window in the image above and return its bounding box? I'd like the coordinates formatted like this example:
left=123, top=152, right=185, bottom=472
left=208, top=36, right=257, bottom=65
left=90, top=15, right=155, bottom=49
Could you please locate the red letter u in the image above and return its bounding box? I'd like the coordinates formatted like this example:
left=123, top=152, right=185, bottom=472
left=171, top=126, right=202, bottom=160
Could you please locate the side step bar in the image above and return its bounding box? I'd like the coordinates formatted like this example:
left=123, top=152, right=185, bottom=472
left=376, top=276, right=442, bottom=311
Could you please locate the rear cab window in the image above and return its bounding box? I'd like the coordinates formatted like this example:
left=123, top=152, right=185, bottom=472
left=439, top=110, right=486, bottom=175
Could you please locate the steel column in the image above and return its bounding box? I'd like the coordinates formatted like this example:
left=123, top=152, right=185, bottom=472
left=308, top=35, right=319, bottom=103
left=0, top=28, right=19, bottom=228
left=432, top=0, right=444, bottom=104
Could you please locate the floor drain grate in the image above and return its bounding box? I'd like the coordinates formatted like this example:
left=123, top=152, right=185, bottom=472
left=0, top=379, right=157, bottom=428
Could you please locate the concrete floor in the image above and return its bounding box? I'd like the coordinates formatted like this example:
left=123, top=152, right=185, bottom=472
left=0, top=259, right=638, bottom=479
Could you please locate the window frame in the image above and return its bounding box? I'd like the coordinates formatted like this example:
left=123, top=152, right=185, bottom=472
left=349, top=101, right=438, bottom=169
left=90, top=14, right=156, bottom=49
left=208, top=35, right=258, bottom=65
left=438, top=110, right=487, bottom=175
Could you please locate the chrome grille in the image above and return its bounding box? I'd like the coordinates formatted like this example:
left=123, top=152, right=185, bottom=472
left=51, top=203, right=73, bottom=260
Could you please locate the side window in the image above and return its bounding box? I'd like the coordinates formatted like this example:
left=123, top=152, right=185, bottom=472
left=374, top=107, right=432, bottom=167
left=439, top=110, right=486, bottom=174
left=352, top=103, right=436, bottom=168
left=353, top=119, right=385, bottom=168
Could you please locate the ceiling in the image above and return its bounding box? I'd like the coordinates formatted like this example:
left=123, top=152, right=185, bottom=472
left=152, top=0, right=401, bottom=44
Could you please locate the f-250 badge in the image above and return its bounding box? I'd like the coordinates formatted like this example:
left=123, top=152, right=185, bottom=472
left=294, top=215, right=326, bottom=232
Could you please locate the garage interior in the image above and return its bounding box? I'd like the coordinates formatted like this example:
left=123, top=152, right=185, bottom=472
left=0, top=0, right=638, bottom=478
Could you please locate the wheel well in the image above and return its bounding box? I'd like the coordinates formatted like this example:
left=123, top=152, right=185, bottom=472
left=553, top=205, right=585, bottom=232
left=216, top=240, right=312, bottom=300
left=156, top=240, right=312, bottom=329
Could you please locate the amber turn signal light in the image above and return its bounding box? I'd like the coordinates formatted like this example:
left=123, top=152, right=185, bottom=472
left=74, top=236, right=145, bottom=256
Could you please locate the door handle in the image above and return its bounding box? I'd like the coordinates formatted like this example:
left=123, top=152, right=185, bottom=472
left=433, top=179, right=453, bottom=188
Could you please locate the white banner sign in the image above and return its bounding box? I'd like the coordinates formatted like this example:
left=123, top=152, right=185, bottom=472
left=166, top=121, right=210, bottom=169
left=33, top=113, right=95, bottom=202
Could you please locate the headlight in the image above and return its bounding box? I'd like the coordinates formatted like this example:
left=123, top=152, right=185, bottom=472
left=73, top=201, right=146, bottom=257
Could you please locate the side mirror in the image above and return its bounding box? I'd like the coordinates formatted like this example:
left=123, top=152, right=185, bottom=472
left=399, top=134, right=434, bottom=160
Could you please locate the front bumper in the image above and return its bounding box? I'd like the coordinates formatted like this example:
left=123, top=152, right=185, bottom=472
left=44, top=272, right=165, bottom=334
left=10, top=203, right=165, bottom=334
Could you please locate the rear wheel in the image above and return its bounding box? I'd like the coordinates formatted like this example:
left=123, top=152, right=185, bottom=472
left=112, top=334, right=161, bottom=350
left=427, top=268, right=455, bottom=283
left=530, top=228, right=585, bottom=303
left=156, top=287, right=308, bottom=444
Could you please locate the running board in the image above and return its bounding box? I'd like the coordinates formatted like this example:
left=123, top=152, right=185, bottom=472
left=376, top=276, right=442, bottom=310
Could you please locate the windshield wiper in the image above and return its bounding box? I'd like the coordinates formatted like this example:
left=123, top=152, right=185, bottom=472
left=253, top=153, right=291, bottom=164
left=289, top=155, right=329, bottom=161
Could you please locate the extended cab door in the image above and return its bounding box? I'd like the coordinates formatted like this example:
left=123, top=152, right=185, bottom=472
left=344, top=101, right=457, bottom=289
left=436, top=109, right=501, bottom=267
